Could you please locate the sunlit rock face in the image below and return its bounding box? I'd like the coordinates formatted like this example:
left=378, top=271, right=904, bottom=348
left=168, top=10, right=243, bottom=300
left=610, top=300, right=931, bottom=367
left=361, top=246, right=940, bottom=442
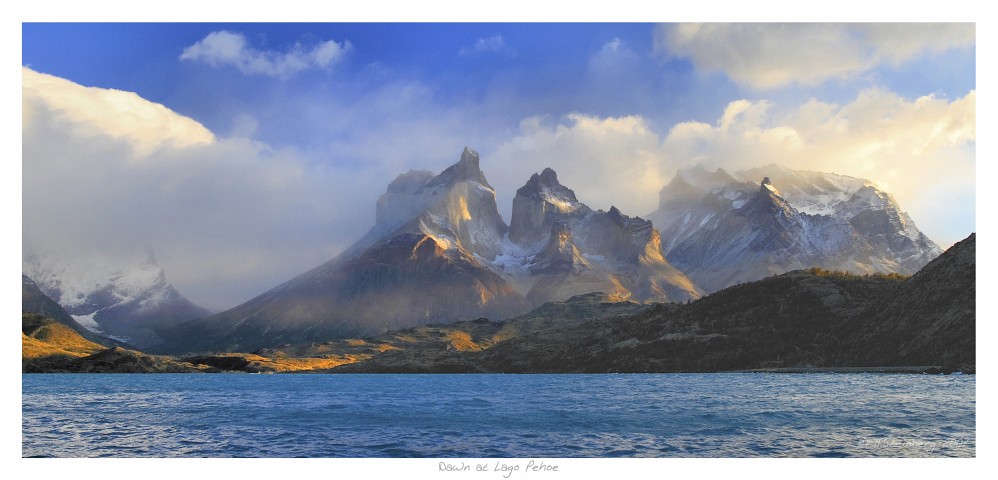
left=647, top=164, right=941, bottom=293
left=354, top=146, right=508, bottom=261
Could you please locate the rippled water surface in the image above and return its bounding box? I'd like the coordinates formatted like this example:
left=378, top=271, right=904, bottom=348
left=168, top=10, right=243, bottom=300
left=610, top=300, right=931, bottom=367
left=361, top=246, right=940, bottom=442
left=22, top=373, right=974, bottom=457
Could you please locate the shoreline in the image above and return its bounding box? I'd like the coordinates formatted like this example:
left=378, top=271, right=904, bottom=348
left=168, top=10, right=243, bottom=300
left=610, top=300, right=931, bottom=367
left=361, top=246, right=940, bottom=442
left=733, top=366, right=974, bottom=374
left=21, top=366, right=977, bottom=374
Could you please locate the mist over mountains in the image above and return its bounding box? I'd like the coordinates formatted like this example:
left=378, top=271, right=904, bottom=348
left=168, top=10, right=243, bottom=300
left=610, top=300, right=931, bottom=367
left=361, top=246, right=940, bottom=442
left=91, top=147, right=938, bottom=353
left=23, top=141, right=945, bottom=353
left=155, top=148, right=701, bottom=352
left=22, top=249, right=210, bottom=348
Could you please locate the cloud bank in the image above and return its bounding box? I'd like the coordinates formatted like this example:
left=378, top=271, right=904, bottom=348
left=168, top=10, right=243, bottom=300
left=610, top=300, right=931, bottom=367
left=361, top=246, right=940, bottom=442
left=23, top=68, right=376, bottom=310
left=180, top=31, right=352, bottom=77
left=661, top=90, right=975, bottom=228
left=656, top=23, right=975, bottom=89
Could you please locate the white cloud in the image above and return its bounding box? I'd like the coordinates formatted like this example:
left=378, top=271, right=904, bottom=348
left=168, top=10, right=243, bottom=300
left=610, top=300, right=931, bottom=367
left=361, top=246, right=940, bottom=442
left=661, top=89, right=976, bottom=246
left=180, top=31, right=352, bottom=78
left=656, top=23, right=974, bottom=89
left=22, top=68, right=377, bottom=310
left=459, top=35, right=509, bottom=56
left=22, top=68, right=215, bottom=155
left=489, top=113, right=669, bottom=218
left=588, top=38, right=641, bottom=76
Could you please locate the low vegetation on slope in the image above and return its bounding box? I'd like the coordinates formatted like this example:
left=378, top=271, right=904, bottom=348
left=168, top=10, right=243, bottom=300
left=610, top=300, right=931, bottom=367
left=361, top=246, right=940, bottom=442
left=24, top=234, right=975, bottom=374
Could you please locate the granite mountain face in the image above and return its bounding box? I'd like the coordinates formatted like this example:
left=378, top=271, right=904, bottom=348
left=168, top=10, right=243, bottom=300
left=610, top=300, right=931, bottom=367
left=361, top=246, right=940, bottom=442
left=647, top=164, right=941, bottom=293
left=496, top=167, right=701, bottom=306
left=156, top=148, right=701, bottom=353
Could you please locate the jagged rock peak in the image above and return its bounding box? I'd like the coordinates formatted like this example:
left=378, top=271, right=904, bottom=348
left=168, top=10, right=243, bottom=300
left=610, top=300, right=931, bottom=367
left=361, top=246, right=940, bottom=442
left=461, top=145, right=480, bottom=167
left=427, top=146, right=492, bottom=189
left=539, top=167, right=558, bottom=183
left=759, top=176, right=784, bottom=199
left=529, top=221, right=588, bottom=276
left=516, top=167, right=581, bottom=206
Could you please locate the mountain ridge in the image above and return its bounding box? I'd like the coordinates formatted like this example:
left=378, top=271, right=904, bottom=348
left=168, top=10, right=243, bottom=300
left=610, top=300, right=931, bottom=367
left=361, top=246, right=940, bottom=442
left=648, top=165, right=941, bottom=293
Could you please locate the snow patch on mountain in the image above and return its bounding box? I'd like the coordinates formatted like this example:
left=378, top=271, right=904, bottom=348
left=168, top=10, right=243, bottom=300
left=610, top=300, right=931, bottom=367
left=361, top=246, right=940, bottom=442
left=71, top=313, right=102, bottom=333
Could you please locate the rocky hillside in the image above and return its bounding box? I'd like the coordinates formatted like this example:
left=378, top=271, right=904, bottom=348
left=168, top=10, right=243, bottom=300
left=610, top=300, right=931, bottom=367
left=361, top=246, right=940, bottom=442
left=22, top=313, right=210, bottom=373
left=22, top=274, right=131, bottom=348
left=837, top=233, right=975, bottom=366
left=22, top=313, right=105, bottom=371
left=330, top=233, right=974, bottom=373
left=162, top=232, right=529, bottom=353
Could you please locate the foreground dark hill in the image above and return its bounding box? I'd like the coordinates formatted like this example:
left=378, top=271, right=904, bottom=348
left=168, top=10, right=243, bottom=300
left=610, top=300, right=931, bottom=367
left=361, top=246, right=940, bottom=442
left=333, top=233, right=974, bottom=373
left=838, top=233, right=975, bottom=366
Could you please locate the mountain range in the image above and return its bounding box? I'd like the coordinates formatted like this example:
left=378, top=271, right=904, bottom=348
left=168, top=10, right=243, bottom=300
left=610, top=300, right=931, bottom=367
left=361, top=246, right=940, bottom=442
left=156, top=148, right=701, bottom=353
left=24, top=147, right=944, bottom=354
left=24, top=233, right=972, bottom=373
left=648, top=164, right=941, bottom=293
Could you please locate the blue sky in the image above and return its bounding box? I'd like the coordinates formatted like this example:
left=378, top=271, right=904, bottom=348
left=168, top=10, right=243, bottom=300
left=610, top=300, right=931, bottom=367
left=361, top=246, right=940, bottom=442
left=21, top=22, right=977, bottom=310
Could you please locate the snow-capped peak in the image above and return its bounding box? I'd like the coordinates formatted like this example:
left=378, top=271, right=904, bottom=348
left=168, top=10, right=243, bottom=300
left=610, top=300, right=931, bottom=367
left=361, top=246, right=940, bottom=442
left=349, top=147, right=509, bottom=262
left=648, top=163, right=942, bottom=294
